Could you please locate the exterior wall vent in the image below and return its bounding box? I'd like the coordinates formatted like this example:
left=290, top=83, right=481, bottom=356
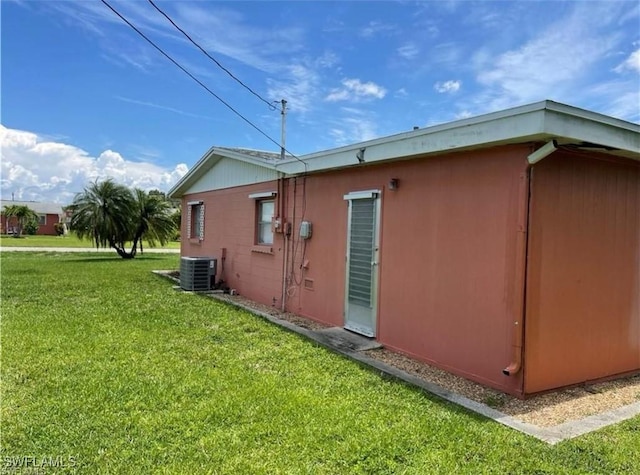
left=180, top=257, right=217, bottom=291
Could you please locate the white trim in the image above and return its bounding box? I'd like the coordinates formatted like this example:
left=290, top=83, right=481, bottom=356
left=249, top=191, right=277, bottom=199
left=170, top=101, right=639, bottom=198
left=274, top=101, right=640, bottom=175
left=187, top=200, right=203, bottom=205
left=343, top=190, right=380, bottom=201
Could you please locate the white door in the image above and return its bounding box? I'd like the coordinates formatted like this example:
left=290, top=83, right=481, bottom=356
left=343, top=190, right=381, bottom=337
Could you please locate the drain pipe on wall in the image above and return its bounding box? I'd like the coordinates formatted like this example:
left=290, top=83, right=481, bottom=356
left=503, top=140, right=558, bottom=377
left=279, top=174, right=288, bottom=312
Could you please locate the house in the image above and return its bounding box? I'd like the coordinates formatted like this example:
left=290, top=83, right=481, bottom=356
left=0, top=200, right=65, bottom=236
left=168, top=100, right=640, bottom=397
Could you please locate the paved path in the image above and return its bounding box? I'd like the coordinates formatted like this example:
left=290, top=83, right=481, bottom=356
left=0, top=246, right=180, bottom=253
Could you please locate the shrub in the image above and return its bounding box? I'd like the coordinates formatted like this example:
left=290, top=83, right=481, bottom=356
left=24, top=219, right=39, bottom=235
left=54, top=222, right=65, bottom=236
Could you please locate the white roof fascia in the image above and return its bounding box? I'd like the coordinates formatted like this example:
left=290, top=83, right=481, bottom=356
left=275, top=101, right=639, bottom=175
left=168, top=147, right=277, bottom=198
left=543, top=109, right=640, bottom=159
left=214, top=148, right=279, bottom=168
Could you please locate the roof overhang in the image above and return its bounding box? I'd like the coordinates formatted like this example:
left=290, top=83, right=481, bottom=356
left=274, top=100, right=640, bottom=175
left=170, top=101, right=639, bottom=198
left=168, top=147, right=278, bottom=199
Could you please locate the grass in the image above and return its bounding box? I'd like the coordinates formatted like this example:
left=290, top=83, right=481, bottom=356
left=0, top=234, right=180, bottom=249
left=1, top=252, right=639, bottom=474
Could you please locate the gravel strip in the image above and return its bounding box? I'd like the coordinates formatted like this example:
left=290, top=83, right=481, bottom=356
left=364, top=348, right=640, bottom=427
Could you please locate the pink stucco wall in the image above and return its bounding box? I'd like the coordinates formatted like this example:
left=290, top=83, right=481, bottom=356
left=524, top=152, right=640, bottom=393
left=289, top=146, right=529, bottom=394
left=181, top=181, right=285, bottom=308
left=183, top=145, right=531, bottom=395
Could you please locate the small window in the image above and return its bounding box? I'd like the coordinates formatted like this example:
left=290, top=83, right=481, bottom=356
left=257, top=199, right=274, bottom=245
left=38, top=214, right=46, bottom=226
left=187, top=201, right=204, bottom=241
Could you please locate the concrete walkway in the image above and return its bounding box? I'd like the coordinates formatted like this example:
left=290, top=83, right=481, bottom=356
left=0, top=246, right=179, bottom=253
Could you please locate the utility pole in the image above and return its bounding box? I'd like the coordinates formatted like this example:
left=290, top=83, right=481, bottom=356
left=279, top=98, right=288, bottom=312
left=280, top=99, right=287, bottom=160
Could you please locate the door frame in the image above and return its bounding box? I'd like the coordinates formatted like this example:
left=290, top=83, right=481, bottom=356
left=343, top=189, right=382, bottom=337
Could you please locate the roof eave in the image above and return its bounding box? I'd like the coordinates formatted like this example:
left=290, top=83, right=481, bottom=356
left=274, top=101, right=639, bottom=175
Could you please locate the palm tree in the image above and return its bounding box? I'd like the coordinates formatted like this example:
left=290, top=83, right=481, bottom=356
left=3, top=204, right=40, bottom=237
left=69, top=179, right=137, bottom=258
left=130, top=188, right=176, bottom=255
left=69, top=179, right=176, bottom=259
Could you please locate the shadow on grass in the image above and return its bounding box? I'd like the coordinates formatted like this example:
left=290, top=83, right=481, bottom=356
left=62, top=254, right=174, bottom=263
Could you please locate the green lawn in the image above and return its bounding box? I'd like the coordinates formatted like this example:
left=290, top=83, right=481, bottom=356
left=1, top=252, right=638, bottom=474
left=0, top=233, right=180, bottom=249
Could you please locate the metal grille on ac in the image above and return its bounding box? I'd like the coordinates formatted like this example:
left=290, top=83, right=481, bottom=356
left=180, top=257, right=215, bottom=291
left=348, top=198, right=374, bottom=307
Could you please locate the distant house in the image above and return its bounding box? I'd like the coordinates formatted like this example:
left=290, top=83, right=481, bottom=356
left=169, top=100, right=640, bottom=397
left=0, top=200, right=64, bottom=236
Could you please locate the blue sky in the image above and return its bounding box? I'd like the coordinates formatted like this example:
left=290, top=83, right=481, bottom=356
left=1, top=0, right=639, bottom=204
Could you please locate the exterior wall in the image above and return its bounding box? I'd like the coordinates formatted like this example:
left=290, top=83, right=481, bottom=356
left=288, top=145, right=530, bottom=394
left=181, top=180, right=284, bottom=308
left=1, top=213, right=60, bottom=235
left=524, top=152, right=640, bottom=393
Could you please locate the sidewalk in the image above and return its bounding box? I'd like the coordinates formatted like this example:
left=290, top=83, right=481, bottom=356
left=0, top=246, right=179, bottom=253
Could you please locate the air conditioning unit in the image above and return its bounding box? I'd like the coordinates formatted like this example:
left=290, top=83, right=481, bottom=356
left=180, top=257, right=217, bottom=291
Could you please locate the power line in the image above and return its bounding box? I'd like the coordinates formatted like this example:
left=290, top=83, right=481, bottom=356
left=147, top=0, right=276, bottom=111
left=99, top=0, right=306, bottom=167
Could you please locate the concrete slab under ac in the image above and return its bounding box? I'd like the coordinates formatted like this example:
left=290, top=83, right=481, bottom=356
left=153, top=270, right=640, bottom=445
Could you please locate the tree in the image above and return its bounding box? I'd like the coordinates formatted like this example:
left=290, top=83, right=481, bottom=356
left=3, top=204, right=39, bottom=237
left=130, top=188, right=176, bottom=255
left=69, top=179, right=176, bottom=259
left=148, top=189, right=166, bottom=201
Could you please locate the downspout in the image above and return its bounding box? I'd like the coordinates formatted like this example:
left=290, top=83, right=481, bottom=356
left=279, top=173, right=288, bottom=312
left=503, top=140, right=557, bottom=377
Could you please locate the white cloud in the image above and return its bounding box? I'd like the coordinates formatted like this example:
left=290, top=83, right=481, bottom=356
left=475, top=2, right=623, bottom=110
left=329, top=112, right=379, bottom=146
left=172, top=3, right=305, bottom=74
left=266, top=51, right=342, bottom=114
left=359, top=21, right=396, bottom=38
left=46, top=1, right=304, bottom=75
left=267, top=63, right=320, bottom=114
left=397, top=43, right=420, bottom=60
left=0, top=126, right=188, bottom=203
left=326, top=79, right=387, bottom=102
left=586, top=80, right=640, bottom=122
left=615, top=48, right=640, bottom=73
left=455, top=110, right=473, bottom=120
left=114, top=96, right=215, bottom=120
left=434, top=80, right=461, bottom=93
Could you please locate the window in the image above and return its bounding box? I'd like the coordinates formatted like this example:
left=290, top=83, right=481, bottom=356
left=187, top=201, right=204, bottom=241
left=257, top=199, right=274, bottom=245
left=38, top=214, right=46, bottom=225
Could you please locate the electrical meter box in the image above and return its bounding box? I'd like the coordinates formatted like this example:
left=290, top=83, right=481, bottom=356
left=299, top=221, right=312, bottom=239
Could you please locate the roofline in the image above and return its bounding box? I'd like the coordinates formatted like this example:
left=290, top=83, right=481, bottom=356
left=168, top=146, right=277, bottom=199
left=274, top=100, right=639, bottom=175
left=170, top=100, right=640, bottom=197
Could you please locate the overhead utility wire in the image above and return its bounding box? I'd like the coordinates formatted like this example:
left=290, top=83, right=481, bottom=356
left=147, top=0, right=276, bottom=111
left=100, top=0, right=306, bottom=167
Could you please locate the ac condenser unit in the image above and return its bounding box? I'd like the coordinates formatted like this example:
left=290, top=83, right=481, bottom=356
left=180, top=257, right=217, bottom=291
